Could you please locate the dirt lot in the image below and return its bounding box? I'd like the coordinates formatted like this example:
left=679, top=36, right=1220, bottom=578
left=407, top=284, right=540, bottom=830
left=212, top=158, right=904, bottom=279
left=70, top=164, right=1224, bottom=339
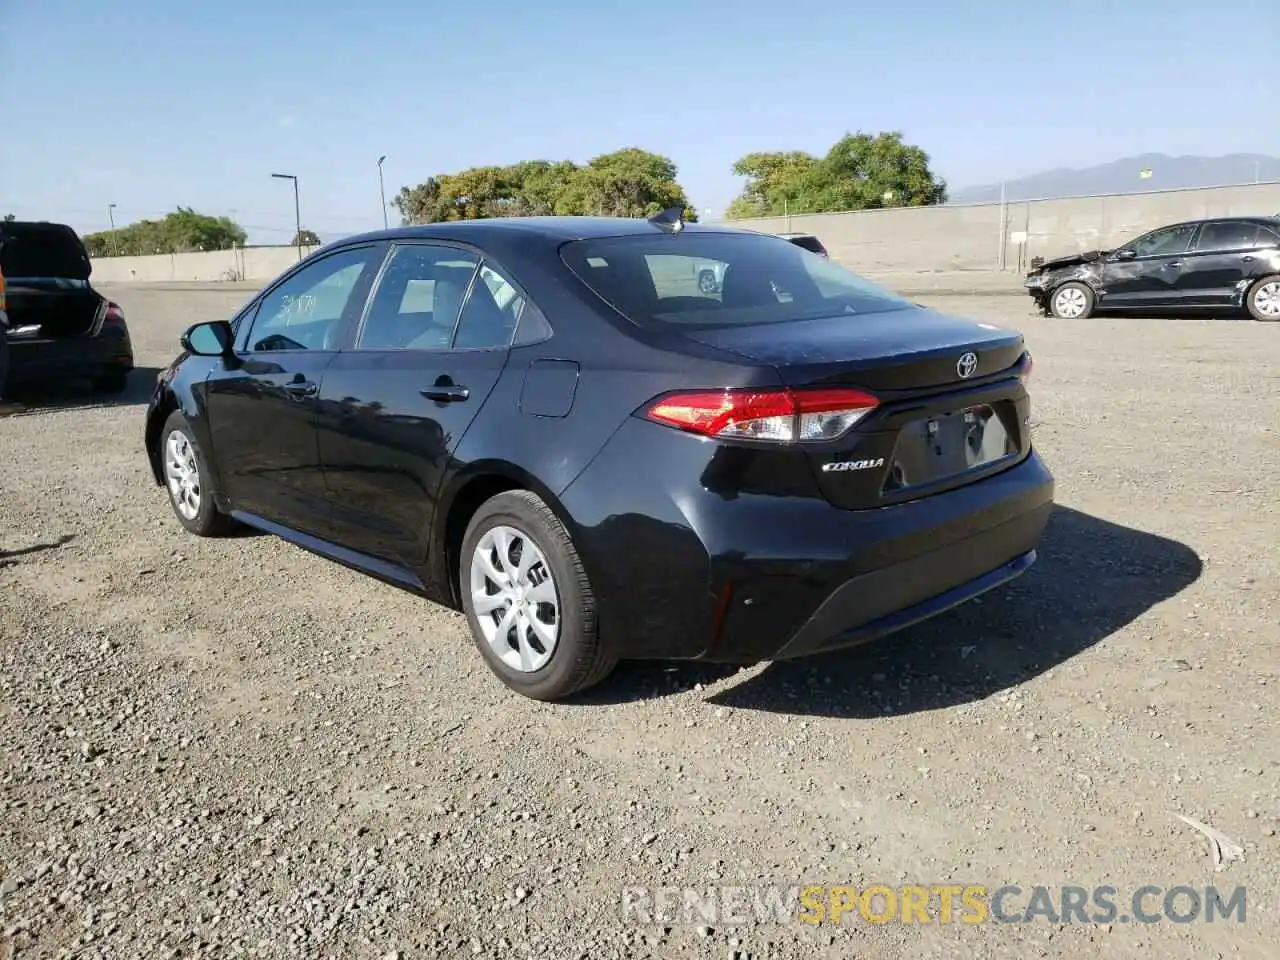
left=2, top=280, right=1278, bottom=960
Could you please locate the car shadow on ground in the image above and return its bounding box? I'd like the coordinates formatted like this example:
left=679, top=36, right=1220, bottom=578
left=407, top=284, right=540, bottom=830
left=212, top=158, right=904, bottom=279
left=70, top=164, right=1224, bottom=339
left=6, top=367, right=163, bottom=413
left=583, top=506, right=1202, bottom=715
left=0, top=533, right=76, bottom=567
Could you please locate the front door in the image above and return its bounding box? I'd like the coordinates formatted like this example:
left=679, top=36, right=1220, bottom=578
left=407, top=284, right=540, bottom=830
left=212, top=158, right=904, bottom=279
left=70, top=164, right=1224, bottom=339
left=1101, top=222, right=1198, bottom=309
left=317, top=243, right=524, bottom=567
left=1176, top=220, right=1268, bottom=306
left=205, top=244, right=384, bottom=536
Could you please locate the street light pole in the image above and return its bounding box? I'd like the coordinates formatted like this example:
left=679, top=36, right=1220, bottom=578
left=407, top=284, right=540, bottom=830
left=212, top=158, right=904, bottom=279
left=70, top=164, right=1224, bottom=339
left=107, top=203, right=117, bottom=256
left=271, top=172, right=301, bottom=260
left=377, top=155, right=388, bottom=229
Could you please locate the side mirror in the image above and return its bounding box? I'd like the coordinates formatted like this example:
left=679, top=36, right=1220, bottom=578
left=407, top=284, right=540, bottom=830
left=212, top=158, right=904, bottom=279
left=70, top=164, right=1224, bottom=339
left=1114, top=249, right=1137, bottom=260
left=181, top=320, right=234, bottom=357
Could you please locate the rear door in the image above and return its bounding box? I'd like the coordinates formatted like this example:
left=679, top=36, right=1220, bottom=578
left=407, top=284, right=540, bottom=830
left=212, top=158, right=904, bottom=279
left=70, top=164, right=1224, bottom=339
left=204, top=244, right=384, bottom=536
left=1100, top=222, right=1198, bottom=308
left=1177, top=221, right=1265, bottom=305
left=316, top=242, right=524, bottom=567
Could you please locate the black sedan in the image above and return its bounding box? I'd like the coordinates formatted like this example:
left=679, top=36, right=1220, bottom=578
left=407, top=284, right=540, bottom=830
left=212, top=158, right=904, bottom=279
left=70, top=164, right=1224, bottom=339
left=1, top=220, right=135, bottom=394
left=144, top=214, right=1054, bottom=701
left=1024, top=216, right=1280, bottom=321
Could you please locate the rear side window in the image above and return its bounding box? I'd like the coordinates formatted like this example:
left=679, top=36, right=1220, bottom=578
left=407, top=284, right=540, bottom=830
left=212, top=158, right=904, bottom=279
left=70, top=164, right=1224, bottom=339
left=1193, top=221, right=1260, bottom=252
left=560, top=233, right=911, bottom=329
left=357, top=244, right=480, bottom=350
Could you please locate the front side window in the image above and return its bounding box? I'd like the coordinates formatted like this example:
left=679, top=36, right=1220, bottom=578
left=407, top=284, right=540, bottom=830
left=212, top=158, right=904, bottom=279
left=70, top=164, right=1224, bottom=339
left=247, top=247, right=379, bottom=352
left=561, top=232, right=912, bottom=329
left=1128, top=224, right=1197, bottom=258
left=1193, top=221, right=1260, bottom=253
left=357, top=244, right=480, bottom=350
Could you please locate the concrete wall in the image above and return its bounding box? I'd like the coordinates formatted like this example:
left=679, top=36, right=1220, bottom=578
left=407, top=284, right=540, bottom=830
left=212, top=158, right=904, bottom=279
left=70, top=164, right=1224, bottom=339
left=724, top=181, right=1280, bottom=272
left=85, top=182, right=1280, bottom=282
left=89, top=244, right=320, bottom=283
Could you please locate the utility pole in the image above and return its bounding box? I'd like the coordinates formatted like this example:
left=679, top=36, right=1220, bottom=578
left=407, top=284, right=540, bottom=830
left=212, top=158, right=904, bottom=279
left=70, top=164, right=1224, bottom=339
left=271, top=173, right=301, bottom=260
left=378, top=155, right=389, bottom=229
left=108, top=203, right=117, bottom=256
left=997, top=180, right=1007, bottom=271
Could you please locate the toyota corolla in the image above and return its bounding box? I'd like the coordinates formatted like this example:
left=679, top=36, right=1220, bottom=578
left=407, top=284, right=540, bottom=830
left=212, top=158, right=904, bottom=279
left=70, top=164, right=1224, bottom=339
left=144, top=214, right=1054, bottom=701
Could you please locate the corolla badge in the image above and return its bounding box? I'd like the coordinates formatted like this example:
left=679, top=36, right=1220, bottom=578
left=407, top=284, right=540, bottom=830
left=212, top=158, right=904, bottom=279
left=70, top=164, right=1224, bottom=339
left=822, top=457, right=885, bottom=473
left=956, top=352, right=979, bottom=379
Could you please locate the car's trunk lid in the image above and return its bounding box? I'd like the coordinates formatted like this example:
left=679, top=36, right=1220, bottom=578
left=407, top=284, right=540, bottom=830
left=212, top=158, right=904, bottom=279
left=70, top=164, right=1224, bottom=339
left=681, top=306, right=1025, bottom=391
left=681, top=306, right=1033, bottom=510
left=1, top=222, right=102, bottom=338
left=0, top=222, right=93, bottom=281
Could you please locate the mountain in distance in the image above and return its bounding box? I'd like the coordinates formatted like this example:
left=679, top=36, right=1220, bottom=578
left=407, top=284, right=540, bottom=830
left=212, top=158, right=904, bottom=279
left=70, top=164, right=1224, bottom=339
left=949, top=153, right=1280, bottom=204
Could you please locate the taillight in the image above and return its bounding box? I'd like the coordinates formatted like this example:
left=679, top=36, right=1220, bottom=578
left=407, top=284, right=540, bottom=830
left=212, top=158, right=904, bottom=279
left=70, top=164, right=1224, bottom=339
left=642, top=387, right=879, bottom=443
left=0, top=270, right=6, bottom=313
left=104, top=301, right=125, bottom=324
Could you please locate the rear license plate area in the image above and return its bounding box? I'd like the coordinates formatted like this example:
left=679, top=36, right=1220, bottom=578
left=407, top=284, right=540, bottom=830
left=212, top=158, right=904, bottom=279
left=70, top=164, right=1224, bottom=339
left=882, top=404, right=1016, bottom=492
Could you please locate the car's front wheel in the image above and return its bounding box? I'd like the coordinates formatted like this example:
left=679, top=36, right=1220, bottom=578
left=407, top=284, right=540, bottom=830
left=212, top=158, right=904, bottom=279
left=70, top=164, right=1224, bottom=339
left=1049, top=281, right=1095, bottom=319
left=1245, top=276, right=1280, bottom=322
left=160, top=410, right=237, bottom=537
left=460, top=490, right=616, bottom=701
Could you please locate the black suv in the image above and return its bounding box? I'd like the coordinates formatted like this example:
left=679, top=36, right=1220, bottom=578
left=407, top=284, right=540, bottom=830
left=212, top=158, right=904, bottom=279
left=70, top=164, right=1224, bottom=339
left=1024, top=216, right=1280, bottom=321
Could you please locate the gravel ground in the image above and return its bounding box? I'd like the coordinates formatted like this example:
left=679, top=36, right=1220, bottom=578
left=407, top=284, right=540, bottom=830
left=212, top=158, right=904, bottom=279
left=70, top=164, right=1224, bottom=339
left=1, top=282, right=1277, bottom=960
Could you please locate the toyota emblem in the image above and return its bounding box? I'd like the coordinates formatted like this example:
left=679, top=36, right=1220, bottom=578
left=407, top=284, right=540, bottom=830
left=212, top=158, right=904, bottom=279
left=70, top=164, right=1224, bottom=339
left=956, top=352, right=978, bottom=379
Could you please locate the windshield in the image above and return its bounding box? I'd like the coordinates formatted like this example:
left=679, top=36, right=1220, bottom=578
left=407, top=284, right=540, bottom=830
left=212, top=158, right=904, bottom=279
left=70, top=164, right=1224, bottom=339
left=559, top=232, right=913, bottom=329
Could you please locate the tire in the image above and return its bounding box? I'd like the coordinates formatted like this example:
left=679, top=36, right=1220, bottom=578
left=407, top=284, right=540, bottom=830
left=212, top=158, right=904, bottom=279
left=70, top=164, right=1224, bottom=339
left=1245, top=275, right=1280, bottom=322
left=159, top=410, right=237, bottom=537
left=459, top=490, right=616, bottom=701
left=91, top=371, right=129, bottom=394
left=697, top=269, right=719, bottom=295
left=1049, top=281, right=1095, bottom=319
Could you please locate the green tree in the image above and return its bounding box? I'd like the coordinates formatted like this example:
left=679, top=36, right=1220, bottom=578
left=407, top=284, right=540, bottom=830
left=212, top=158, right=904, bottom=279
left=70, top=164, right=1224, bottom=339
left=725, top=151, right=819, bottom=219
left=391, top=148, right=695, bottom=224
left=556, top=148, right=697, bottom=220
left=83, top=208, right=247, bottom=256
left=292, top=229, right=321, bottom=246
left=2, top=213, right=15, bottom=222
left=726, top=131, right=947, bottom=218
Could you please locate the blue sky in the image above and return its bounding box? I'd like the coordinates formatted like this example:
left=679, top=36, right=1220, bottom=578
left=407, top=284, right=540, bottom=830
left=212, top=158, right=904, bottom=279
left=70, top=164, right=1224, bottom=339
left=2, top=0, right=1277, bottom=244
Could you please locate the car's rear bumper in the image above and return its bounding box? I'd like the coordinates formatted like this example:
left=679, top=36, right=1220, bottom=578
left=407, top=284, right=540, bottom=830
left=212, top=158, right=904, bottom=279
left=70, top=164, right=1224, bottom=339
left=561, top=417, right=1055, bottom=663
left=5, top=326, right=134, bottom=386
left=771, top=524, right=1043, bottom=661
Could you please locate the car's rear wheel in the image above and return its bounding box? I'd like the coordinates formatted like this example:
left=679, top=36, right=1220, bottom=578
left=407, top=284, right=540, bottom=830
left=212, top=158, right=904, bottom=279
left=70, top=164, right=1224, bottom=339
left=1245, top=276, right=1280, bottom=322
left=160, top=410, right=237, bottom=537
left=1049, top=281, right=1095, bottom=319
left=460, top=490, right=616, bottom=701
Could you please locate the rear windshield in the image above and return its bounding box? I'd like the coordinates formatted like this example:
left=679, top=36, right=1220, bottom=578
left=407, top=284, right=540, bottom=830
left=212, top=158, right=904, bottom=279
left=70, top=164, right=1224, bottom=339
left=560, top=232, right=911, bottom=329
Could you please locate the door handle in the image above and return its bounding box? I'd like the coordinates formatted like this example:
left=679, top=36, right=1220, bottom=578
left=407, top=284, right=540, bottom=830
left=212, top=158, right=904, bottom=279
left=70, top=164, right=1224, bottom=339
left=283, top=379, right=318, bottom=398
left=420, top=384, right=470, bottom=402
left=1241, top=255, right=1255, bottom=262
left=1165, top=261, right=1182, bottom=268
